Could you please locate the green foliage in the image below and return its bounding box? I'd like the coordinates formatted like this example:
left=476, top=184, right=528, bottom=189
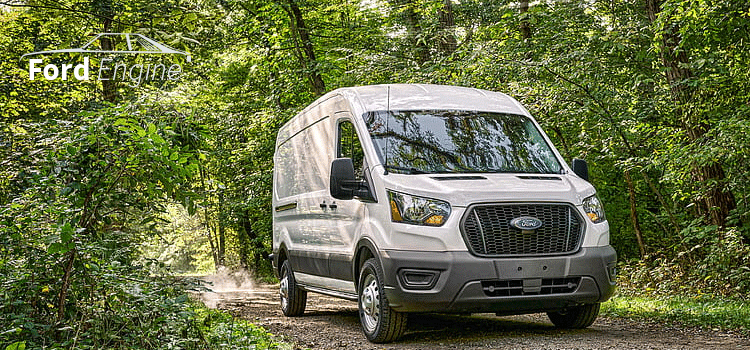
left=1, top=1, right=289, bottom=348
left=0, top=97, right=205, bottom=346
left=0, top=270, right=285, bottom=349
left=618, top=226, right=750, bottom=296
left=141, top=205, right=216, bottom=274
left=171, top=0, right=750, bottom=296
left=193, top=307, right=289, bottom=349
left=3, top=0, right=750, bottom=344
left=602, top=293, right=750, bottom=336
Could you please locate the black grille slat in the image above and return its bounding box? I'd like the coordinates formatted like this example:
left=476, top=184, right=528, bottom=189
left=481, top=278, right=580, bottom=297
left=462, top=204, right=583, bottom=256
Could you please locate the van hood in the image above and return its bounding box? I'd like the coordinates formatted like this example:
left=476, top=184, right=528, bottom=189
left=379, top=172, right=596, bottom=207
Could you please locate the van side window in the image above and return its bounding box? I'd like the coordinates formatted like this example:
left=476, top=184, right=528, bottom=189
left=338, top=120, right=365, bottom=178
left=275, top=118, right=332, bottom=198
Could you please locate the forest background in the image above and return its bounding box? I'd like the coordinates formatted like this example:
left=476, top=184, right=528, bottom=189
left=1, top=0, right=749, bottom=348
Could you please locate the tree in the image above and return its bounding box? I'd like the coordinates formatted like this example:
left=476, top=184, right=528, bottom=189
left=645, top=0, right=736, bottom=228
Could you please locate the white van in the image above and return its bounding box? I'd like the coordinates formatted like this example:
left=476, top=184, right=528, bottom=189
left=271, top=84, right=616, bottom=343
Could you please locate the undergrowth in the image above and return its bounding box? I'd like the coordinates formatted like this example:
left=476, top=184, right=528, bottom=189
left=601, top=292, right=750, bottom=336
left=602, top=257, right=750, bottom=336
left=0, top=272, right=288, bottom=350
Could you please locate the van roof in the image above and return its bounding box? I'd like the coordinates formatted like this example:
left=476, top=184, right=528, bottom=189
left=336, top=84, right=527, bottom=115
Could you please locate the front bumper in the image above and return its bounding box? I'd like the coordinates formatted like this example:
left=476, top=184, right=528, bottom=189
left=380, top=246, right=616, bottom=313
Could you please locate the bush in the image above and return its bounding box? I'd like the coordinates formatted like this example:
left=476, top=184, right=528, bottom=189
left=0, top=101, right=287, bottom=349
left=618, top=226, right=750, bottom=297
left=0, top=266, right=285, bottom=349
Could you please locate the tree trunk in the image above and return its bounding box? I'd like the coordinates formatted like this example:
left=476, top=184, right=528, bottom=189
left=238, top=214, right=252, bottom=268
left=99, top=34, right=116, bottom=102
left=625, top=170, right=647, bottom=258
left=217, top=191, right=226, bottom=267
left=96, top=0, right=117, bottom=102
left=437, top=0, right=457, bottom=56
left=640, top=170, right=680, bottom=233
left=519, top=0, right=531, bottom=40
left=391, top=0, right=429, bottom=64
left=699, top=163, right=736, bottom=228
left=285, top=0, right=326, bottom=96
left=198, top=165, right=220, bottom=269
left=204, top=212, right=220, bottom=269
left=56, top=249, right=76, bottom=321
left=550, top=124, right=571, bottom=160
left=241, top=209, right=270, bottom=271
left=645, top=0, right=736, bottom=228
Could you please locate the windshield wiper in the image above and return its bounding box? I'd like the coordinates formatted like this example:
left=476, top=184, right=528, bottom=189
left=384, top=165, right=431, bottom=174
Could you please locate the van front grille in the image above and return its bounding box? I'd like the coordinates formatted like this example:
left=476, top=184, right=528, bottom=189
left=461, top=204, right=582, bottom=257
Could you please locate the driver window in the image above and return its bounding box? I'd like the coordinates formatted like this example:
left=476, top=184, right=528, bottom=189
left=338, top=120, right=365, bottom=179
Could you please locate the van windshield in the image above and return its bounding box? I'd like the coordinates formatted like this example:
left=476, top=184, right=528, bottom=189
left=364, top=110, right=562, bottom=174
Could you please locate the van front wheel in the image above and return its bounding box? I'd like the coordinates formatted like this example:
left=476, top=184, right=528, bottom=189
left=547, top=303, right=600, bottom=329
left=358, top=258, right=407, bottom=343
left=280, top=260, right=306, bottom=316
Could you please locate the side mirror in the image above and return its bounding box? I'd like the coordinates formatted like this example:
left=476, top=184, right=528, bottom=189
left=571, top=159, right=589, bottom=182
left=331, top=158, right=356, bottom=200
left=330, top=158, right=374, bottom=201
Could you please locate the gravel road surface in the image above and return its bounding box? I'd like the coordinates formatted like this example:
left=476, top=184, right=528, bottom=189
left=200, top=284, right=749, bottom=350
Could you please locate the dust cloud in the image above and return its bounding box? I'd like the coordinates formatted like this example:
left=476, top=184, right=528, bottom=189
left=197, top=267, right=259, bottom=308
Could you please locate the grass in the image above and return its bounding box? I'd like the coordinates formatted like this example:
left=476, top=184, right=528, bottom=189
left=601, top=292, right=750, bottom=336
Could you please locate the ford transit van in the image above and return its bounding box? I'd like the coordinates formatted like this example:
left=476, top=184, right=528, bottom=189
left=271, top=84, right=616, bottom=342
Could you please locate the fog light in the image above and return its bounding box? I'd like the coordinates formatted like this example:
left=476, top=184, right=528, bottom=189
left=398, top=269, right=440, bottom=290
left=607, top=263, right=617, bottom=282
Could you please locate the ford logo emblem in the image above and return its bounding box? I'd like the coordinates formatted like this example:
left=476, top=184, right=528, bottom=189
left=510, top=216, right=543, bottom=230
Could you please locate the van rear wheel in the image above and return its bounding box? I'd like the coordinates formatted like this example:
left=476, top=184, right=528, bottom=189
left=358, top=258, right=407, bottom=343
left=547, top=303, right=600, bottom=329
left=280, top=260, right=306, bottom=316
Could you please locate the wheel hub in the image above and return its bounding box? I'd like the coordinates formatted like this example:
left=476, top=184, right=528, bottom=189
left=360, top=275, right=380, bottom=331
left=280, top=273, right=289, bottom=309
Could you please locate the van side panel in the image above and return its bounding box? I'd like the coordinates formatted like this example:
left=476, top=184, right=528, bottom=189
left=274, top=104, right=335, bottom=277
left=275, top=96, right=366, bottom=290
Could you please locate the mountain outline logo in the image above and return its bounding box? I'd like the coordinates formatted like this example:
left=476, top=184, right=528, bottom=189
left=20, top=33, right=191, bottom=62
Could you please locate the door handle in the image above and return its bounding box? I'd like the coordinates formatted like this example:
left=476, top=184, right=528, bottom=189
left=328, top=203, right=337, bottom=210
left=320, top=202, right=327, bottom=209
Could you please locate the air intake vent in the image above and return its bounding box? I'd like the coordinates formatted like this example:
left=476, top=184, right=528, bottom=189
left=516, top=175, right=562, bottom=180
left=481, top=278, right=581, bottom=297
left=431, top=176, right=487, bottom=181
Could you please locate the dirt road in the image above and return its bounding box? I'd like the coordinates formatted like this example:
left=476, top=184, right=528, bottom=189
left=201, top=284, right=749, bottom=350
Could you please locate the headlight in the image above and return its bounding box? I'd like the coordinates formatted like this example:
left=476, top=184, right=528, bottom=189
left=582, top=194, right=606, bottom=223
left=388, top=190, right=451, bottom=226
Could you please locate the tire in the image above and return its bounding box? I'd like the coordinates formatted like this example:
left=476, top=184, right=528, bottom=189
left=547, top=303, right=600, bottom=329
left=279, top=260, right=306, bottom=316
left=358, top=258, right=407, bottom=343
